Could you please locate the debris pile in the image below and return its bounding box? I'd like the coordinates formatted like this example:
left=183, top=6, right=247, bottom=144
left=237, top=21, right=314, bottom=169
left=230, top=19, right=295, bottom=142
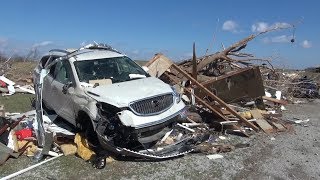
left=0, top=58, right=35, bottom=96
left=263, top=69, right=320, bottom=100
left=146, top=53, right=289, bottom=137
left=0, top=75, right=35, bottom=95
left=0, top=33, right=319, bottom=177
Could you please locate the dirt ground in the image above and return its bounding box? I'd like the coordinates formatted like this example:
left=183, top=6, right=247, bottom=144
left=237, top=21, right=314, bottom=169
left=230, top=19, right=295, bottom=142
left=1, top=100, right=319, bottom=180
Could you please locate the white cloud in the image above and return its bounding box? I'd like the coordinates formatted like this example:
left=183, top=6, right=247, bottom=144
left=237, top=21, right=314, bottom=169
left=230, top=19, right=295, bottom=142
left=222, top=20, right=239, bottom=33
left=252, top=22, right=292, bottom=32
left=301, top=40, right=312, bottom=48
left=32, top=41, right=53, bottom=48
left=252, top=22, right=269, bottom=33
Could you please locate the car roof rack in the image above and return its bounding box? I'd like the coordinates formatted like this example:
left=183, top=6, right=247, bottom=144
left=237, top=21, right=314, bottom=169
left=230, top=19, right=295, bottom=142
left=48, top=42, right=121, bottom=58
left=49, top=49, right=71, bottom=55
left=80, top=42, right=121, bottom=54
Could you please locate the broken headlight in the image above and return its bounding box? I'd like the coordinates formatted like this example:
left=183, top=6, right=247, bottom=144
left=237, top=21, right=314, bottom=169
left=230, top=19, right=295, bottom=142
left=171, top=86, right=182, bottom=103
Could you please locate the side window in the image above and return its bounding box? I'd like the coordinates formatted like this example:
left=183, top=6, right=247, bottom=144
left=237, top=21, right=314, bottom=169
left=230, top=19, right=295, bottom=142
left=54, top=60, right=73, bottom=84
left=40, top=56, right=49, bottom=68
left=49, top=63, right=56, bottom=77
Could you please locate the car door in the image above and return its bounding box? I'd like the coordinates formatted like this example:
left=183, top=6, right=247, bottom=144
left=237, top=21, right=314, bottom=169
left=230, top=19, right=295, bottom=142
left=42, top=61, right=56, bottom=110
left=48, top=60, right=76, bottom=123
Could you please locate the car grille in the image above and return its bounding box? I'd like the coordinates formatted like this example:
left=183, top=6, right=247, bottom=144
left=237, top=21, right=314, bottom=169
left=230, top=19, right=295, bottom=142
left=129, top=94, right=174, bottom=116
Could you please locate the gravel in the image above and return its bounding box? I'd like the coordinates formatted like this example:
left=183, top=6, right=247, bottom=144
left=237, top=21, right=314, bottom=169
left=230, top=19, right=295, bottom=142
left=1, top=100, right=320, bottom=180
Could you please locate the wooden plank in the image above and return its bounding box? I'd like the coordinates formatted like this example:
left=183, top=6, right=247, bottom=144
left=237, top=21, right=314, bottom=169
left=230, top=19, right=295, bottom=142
left=146, top=54, right=173, bottom=77
left=269, top=121, right=286, bottom=132
left=201, top=67, right=251, bottom=85
left=250, top=109, right=264, bottom=119
left=262, top=96, right=288, bottom=105
left=144, top=54, right=161, bottom=67
left=192, top=42, right=197, bottom=80
left=163, top=73, right=228, bottom=122
left=163, top=72, right=249, bottom=137
left=250, top=109, right=274, bottom=133
left=220, top=109, right=231, bottom=115
left=171, top=63, right=260, bottom=132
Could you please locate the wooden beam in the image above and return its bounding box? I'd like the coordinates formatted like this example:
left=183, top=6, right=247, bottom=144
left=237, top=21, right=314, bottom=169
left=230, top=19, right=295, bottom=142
left=171, top=63, right=260, bottom=131
left=144, top=53, right=162, bottom=67
left=163, top=72, right=248, bottom=136
left=250, top=109, right=274, bottom=134
left=192, top=42, right=197, bottom=80
left=201, top=67, right=251, bottom=85
left=262, top=96, right=288, bottom=105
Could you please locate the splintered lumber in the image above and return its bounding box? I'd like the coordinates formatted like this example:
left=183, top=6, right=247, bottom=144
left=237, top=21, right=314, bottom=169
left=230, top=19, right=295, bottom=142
left=250, top=109, right=274, bottom=133
left=196, top=34, right=256, bottom=71
left=163, top=72, right=249, bottom=137
left=262, top=96, right=288, bottom=105
left=145, top=54, right=173, bottom=77
left=171, top=63, right=260, bottom=132
left=192, top=42, right=197, bottom=80
left=269, top=121, right=286, bottom=132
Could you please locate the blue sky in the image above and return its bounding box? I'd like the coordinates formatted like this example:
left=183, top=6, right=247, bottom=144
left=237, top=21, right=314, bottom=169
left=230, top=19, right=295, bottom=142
left=0, top=0, right=318, bottom=68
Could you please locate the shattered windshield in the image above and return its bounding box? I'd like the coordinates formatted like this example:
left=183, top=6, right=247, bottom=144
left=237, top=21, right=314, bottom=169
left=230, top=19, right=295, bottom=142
left=74, top=56, right=150, bottom=83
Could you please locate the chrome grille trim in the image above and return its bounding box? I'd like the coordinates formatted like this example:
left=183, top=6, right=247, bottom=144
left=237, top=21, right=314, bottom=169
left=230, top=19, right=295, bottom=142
left=129, top=93, right=174, bottom=116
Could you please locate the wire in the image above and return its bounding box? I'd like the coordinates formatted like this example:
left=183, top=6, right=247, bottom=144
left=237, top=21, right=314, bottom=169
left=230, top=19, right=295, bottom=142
left=205, top=18, right=220, bottom=56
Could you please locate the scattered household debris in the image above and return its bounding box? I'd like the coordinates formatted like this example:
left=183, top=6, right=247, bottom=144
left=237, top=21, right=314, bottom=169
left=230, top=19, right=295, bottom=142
left=147, top=53, right=294, bottom=137
left=0, top=35, right=319, bottom=176
left=0, top=75, right=35, bottom=96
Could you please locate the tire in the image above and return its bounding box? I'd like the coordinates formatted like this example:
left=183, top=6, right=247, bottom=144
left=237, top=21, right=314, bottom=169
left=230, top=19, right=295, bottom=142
left=84, top=119, right=100, bottom=148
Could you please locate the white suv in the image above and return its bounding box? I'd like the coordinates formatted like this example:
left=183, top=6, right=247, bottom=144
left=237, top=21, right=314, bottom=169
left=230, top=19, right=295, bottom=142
left=34, top=43, right=187, bottom=156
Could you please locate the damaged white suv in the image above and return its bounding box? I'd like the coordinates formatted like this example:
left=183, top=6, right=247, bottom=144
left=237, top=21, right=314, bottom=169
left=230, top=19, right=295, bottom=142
left=34, top=43, right=188, bottom=158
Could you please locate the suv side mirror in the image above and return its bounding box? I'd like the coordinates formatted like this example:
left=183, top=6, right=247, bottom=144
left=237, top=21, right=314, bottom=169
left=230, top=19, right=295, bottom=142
left=62, top=81, right=73, bottom=94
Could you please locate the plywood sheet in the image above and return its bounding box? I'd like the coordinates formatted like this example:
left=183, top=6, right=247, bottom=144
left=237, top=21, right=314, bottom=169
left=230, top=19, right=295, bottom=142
left=250, top=109, right=274, bottom=133
left=147, top=55, right=173, bottom=77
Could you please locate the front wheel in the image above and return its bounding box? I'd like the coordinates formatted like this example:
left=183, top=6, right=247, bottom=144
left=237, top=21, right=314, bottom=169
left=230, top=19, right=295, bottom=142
left=84, top=121, right=100, bottom=148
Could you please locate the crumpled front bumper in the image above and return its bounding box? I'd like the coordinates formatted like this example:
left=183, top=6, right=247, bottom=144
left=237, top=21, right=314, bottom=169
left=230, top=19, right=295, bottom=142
left=96, top=128, right=197, bottom=160
left=95, top=106, right=194, bottom=159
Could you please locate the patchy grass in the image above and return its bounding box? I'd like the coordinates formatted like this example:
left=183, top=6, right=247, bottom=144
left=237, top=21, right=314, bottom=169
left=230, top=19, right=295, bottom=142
left=3, top=61, right=37, bottom=85
left=0, top=94, right=34, bottom=113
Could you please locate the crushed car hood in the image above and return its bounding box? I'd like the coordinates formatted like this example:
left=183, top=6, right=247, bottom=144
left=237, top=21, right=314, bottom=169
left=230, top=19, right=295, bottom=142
left=85, top=77, right=173, bottom=107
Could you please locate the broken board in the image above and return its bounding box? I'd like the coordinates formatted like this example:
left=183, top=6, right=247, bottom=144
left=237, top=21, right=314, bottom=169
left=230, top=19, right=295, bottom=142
left=250, top=109, right=274, bottom=134
left=262, top=96, right=288, bottom=105
left=269, top=121, right=286, bottom=132
left=146, top=54, right=173, bottom=77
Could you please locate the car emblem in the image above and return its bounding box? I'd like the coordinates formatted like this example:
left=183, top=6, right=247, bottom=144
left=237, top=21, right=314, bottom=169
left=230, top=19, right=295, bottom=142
left=151, top=100, right=160, bottom=107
